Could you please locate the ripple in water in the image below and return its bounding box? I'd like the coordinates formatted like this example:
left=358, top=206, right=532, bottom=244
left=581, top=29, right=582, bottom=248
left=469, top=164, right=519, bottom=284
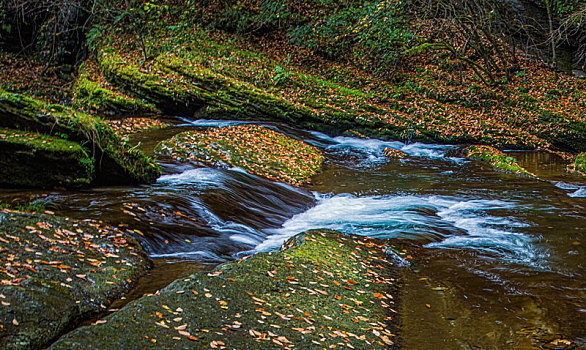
left=554, top=181, right=586, bottom=198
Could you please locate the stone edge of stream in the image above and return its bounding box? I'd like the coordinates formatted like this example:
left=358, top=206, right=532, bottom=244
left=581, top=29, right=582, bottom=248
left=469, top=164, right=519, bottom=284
left=50, top=229, right=403, bottom=349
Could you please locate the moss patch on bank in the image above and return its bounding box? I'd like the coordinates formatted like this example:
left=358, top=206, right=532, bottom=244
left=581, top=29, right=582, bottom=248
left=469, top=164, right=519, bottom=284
left=0, top=209, right=151, bottom=350
left=51, top=229, right=401, bottom=349
left=466, top=145, right=536, bottom=177
left=0, top=129, right=93, bottom=187
left=567, top=153, right=586, bottom=176
left=156, top=125, right=323, bottom=185
left=73, top=61, right=160, bottom=118
left=0, top=89, right=160, bottom=186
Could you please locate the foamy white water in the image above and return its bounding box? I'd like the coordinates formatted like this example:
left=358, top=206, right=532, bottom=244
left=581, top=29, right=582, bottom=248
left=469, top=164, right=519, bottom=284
left=157, top=168, right=222, bottom=185
left=554, top=181, right=586, bottom=198
left=308, top=131, right=459, bottom=162
left=256, top=194, right=543, bottom=266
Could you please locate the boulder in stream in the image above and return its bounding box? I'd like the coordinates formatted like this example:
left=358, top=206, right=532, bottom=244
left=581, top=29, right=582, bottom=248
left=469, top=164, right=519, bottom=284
left=51, top=229, right=401, bottom=349
left=465, top=145, right=536, bottom=177
left=0, top=129, right=93, bottom=188
left=156, top=124, right=324, bottom=186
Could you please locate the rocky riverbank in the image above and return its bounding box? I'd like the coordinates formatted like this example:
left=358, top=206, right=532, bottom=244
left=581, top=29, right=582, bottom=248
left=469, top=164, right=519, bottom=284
left=0, top=209, right=151, bottom=349
left=0, top=90, right=160, bottom=188
left=51, top=229, right=402, bottom=349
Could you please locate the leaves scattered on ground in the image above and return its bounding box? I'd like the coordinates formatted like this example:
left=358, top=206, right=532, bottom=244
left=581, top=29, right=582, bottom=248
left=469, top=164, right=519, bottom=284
left=52, top=229, right=404, bottom=349
left=383, top=148, right=407, bottom=159
left=106, top=118, right=169, bottom=140
left=0, top=209, right=145, bottom=287
left=156, top=125, right=323, bottom=186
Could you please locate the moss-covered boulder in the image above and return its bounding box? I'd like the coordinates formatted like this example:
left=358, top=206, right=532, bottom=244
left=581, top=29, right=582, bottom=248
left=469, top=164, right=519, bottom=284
left=51, top=229, right=401, bottom=349
left=0, top=209, right=151, bottom=350
left=0, top=129, right=93, bottom=187
left=156, top=125, right=323, bottom=185
left=568, top=152, right=586, bottom=176
left=0, top=89, right=160, bottom=186
left=98, top=49, right=316, bottom=124
left=73, top=61, right=160, bottom=118
left=466, top=145, right=536, bottom=177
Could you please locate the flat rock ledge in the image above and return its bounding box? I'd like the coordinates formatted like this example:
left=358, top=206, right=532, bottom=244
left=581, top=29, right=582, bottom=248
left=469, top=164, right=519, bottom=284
left=51, top=229, right=401, bottom=349
left=0, top=210, right=151, bottom=350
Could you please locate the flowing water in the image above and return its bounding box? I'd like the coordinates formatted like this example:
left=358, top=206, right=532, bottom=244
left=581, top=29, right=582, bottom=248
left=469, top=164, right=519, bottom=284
left=1, top=119, right=584, bottom=349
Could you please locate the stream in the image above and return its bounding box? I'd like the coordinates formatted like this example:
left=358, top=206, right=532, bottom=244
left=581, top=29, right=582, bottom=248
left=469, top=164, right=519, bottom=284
left=1, top=118, right=584, bottom=349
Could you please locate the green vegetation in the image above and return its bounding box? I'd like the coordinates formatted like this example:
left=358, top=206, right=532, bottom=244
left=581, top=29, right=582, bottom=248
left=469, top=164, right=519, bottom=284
left=0, top=200, right=47, bottom=213
left=466, top=145, right=536, bottom=177
left=0, top=90, right=160, bottom=186
left=73, top=62, right=160, bottom=118
left=0, top=129, right=93, bottom=187
left=568, top=152, right=586, bottom=175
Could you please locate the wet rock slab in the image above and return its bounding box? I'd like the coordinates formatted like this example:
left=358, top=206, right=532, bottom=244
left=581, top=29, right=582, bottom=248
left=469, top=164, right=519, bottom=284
left=0, top=210, right=150, bottom=349
left=0, top=129, right=93, bottom=188
left=51, top=229, right=401, bottom=349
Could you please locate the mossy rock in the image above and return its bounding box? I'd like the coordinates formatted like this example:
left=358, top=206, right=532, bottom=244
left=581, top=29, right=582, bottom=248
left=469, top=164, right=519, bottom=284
left=74, top=76, right=160, bottom=118
left=155, top=125, right=323, bottom=186
left=466, top=145, right=536, bottom=177
left=0, top=129, right=93, bottom=188
left=97, top=49, right=405, bottom=139
left=0, top=89, right=160, bottom=186
left=0, top=210, right=151, bottom=350
left=73, top=60, right=160, bottom=118
left=51, top=229, right=401, bottom=349
left=567, top=152, right=586, bottom=176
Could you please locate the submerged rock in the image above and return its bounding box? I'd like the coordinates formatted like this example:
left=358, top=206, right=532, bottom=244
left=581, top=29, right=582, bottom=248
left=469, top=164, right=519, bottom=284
left=156, top=125, right=324, bottom=186
left=51, top=229, right=401, bottom=349
left=465, top=145, right=536, bottom=177
left=383, top=148, right=408, bottom=159
left=0, top=129, right=93, bottom=188
left=0, top=89, right=160, bottom=187
left=0, top=210, right=151, bottom=350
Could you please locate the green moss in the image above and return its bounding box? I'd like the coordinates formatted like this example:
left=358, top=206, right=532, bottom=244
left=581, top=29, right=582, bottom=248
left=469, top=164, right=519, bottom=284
left=0, top=128, right=94, bottom=187
left=51, top=229, right=401, bottom=349
left=466, top=145, right=536, bottom=177
left=0, top=210, right=151, bottom=350
left=0, top=89, right=160, bottom=185
left=74, top=73, right=160, bottom=117
left=0, top=128, right=84, bottom=152
left=568, top=152, right=586, bottom=175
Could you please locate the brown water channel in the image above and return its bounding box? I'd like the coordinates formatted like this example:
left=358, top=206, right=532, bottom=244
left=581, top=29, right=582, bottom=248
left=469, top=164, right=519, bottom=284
left=1, top=119, right=584, bottom=348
